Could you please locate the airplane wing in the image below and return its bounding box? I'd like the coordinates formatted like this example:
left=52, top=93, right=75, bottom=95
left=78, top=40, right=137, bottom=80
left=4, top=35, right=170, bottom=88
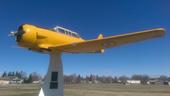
left=49, top=28, right=165, bottom=53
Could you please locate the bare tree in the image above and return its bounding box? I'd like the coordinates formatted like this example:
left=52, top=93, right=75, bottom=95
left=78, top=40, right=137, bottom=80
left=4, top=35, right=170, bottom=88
left=159, top=75, right=168, bottom=81
left=119, top=76, right=129, bottom=84
left=31, top=72, right=42, bottom=81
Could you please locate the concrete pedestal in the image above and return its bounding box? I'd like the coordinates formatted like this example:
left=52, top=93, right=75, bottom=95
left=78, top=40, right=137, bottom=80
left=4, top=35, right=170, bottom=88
left=39, top=51, right=64, bottom=96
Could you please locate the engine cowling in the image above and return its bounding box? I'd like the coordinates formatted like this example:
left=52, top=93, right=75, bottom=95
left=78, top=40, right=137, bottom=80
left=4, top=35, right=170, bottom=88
left=17, top=24, right=37, bottom=48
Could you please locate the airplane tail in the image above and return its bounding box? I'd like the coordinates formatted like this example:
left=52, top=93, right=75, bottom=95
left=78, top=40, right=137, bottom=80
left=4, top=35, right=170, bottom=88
left=97, top=34, right=104, bottom=39
left=96, top=34, right=105, bottom=53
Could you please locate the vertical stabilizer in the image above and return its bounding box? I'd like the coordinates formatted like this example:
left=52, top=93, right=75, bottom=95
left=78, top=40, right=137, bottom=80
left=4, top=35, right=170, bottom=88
left=97, top=34, right=104, bottom=53
left=97, top=34, right=104, bottom=39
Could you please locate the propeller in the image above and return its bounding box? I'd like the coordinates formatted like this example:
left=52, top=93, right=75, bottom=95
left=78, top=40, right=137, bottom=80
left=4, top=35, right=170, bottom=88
left=9, top=25, right=25, bottom=42
left=8, top=31, right=17, bottom=37
left=11, top=45, right=22, bottom=49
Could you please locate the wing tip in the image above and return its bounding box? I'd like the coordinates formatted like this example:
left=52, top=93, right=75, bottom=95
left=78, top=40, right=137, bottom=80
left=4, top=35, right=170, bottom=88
left=154, top=28, right=166, bottom=36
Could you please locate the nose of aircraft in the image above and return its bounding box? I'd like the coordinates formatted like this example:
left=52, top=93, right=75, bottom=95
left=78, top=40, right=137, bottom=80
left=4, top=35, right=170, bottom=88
left=9, top=25, right=25, bottom=42
left=16, top=25, right=25, bottom=42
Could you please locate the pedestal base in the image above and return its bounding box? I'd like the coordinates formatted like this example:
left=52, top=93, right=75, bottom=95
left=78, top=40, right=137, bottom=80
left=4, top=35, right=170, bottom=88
left=39, top=51, right=64, bottom=96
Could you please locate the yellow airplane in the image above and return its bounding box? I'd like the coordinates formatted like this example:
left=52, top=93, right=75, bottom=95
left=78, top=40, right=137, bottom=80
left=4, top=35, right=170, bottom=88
left=9, top=24, right=165, bottom=96
left=10, top=24, right=165, bottom=53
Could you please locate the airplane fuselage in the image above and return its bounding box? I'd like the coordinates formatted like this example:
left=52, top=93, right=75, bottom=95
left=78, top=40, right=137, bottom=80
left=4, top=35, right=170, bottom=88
left=11, top=24, right=165, bottom=53
left=17, top=24, right=85, bottom=52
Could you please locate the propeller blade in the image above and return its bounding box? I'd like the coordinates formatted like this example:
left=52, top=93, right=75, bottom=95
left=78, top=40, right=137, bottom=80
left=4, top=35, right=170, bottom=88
left=11, top=45, right=23, bottom=49
left=8, top=31, right=17, bottom=37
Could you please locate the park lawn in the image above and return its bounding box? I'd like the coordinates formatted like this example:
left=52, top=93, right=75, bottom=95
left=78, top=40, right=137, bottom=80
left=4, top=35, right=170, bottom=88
left=0, top=84, right=170, bottom=96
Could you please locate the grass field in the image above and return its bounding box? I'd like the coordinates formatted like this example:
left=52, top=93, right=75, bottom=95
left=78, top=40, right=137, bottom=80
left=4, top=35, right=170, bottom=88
left=0, top=84, right=170, bottom=96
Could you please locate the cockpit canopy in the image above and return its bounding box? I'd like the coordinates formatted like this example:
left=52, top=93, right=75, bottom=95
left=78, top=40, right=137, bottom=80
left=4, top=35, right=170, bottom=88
left=52, top=26, right=80, bottom=38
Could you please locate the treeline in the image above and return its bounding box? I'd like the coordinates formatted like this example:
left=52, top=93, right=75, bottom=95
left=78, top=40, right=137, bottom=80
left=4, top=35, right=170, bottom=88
left=1, top=71, right=170, bottom=84
left=64, top=74, right=170, bottom=84
left=1, top=71, right=42, bottom=83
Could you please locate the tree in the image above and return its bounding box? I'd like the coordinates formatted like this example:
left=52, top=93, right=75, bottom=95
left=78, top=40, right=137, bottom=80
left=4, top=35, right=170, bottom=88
left=8, top=72, right=12, bottom=76
left=131, top=74, right=149, bottom=84
left=131, top=75, right=142, bottom=80
left=20, top=71, right=27, bottom=79
left=31, top=72, right=41, bottom=81
left=64, top=75, right=72, bottom=84
left=141, top=75, right=149, bottom=84
left=119, top=76, right=129, bottom=84
left=85, top=75, right=90, bottom=83
left=168, top=77, right=170, bottom=81
left=105, top=76, right=113, bottom=83
left=159, top=75, right=168, bottom=81
left=89, top=74, right=96, bottom=83
left=2, top=72, right=7, bottom=77
left=76, top=75, right=81, bottom=83
left=113, top=76, right=118, bottom=83
left=27, top=74, right=33, bottom=83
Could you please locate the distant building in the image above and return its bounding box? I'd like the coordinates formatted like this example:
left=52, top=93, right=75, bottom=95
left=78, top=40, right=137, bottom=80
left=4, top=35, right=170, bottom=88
left=9, top=77, right=23, bottom=84
left=147, top=80, right=157, bottom=85
left=147, top=80, right=169, bottom=85
left=126, top=80, right=141, bottom=84
left=33, top=80, right=42, bottom=84
left=0, top=77, right=23, bottom=85
left=0, top=78, right=10, bottom=85
left=117, top=80, right=122, bottom=83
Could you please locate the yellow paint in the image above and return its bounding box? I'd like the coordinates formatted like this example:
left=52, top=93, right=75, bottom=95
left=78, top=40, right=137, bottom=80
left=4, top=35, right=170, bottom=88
left=17, top=24, right=165, bottom=53
left=18, top=24, right=85, bottom=52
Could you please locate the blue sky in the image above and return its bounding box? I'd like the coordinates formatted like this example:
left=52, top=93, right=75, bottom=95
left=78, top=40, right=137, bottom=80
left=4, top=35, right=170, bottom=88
left=0, top=0, right=170, bottom=77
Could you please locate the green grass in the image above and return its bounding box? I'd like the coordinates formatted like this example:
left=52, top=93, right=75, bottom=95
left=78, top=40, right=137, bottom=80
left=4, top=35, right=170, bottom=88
left=0, top=84, right=170, bottom=96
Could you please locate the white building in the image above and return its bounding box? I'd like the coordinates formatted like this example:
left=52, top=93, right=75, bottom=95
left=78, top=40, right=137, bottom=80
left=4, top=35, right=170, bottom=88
left=33, top=80, right=42, bottom=84
left=0, top=78, right=10, bottom=85
left=147, top=80, right=170, bottom=85
left=126, top=80, right=141, bottom=84
left=0, top=77, right=23, bottom=85
left=10, top=79, right=23, bottom=84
